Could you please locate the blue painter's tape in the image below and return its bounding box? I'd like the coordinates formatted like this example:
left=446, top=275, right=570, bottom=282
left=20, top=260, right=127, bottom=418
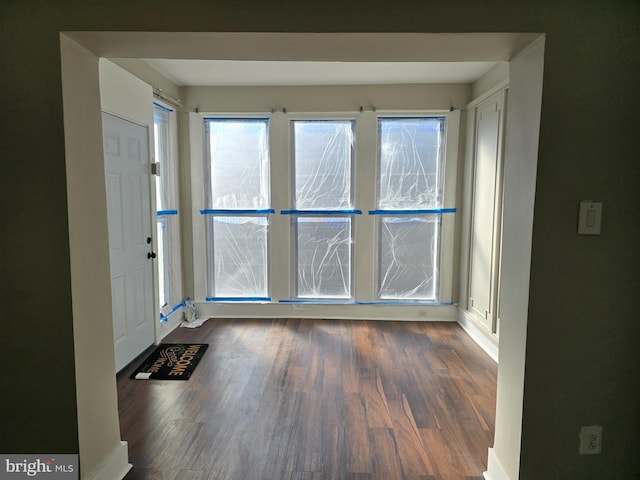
left=157, top=209, right=178, bottom=216
left=205, top=297, right=271, bottom=302
left=378, top=115, right=446, bottom=120
left=200, top=209, right=275, bottom=215
left=203, top=117, right=269, bottom=122
left=356, top=301, right=455, bottom=306
left=368, top=208, right=457, bottom=215
left=153, top=102, right=173, bottom=113
left=281, top=209, right=362, bottom=215
left=159, top=301, right=186, bottom=322
left=279, top=299, right=356, bottom=304
left=278, top=299, right=452, bottom=306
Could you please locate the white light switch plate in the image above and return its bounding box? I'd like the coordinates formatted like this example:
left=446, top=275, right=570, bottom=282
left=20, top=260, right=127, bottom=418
left=578, top=201, right=602, bottom=235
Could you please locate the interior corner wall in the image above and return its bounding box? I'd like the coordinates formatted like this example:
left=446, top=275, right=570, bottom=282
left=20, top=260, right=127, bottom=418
left=472, top=62, right=509, bottom=100
left=60, top=35, right=129, bottom=479
left=99, top=59, right=154, bottom=127
left=109, top=58, right=182, bottom=100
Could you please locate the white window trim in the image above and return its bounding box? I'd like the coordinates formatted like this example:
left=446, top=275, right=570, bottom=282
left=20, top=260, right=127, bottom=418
left=288, top=115, right=358, bottom=300
left=370, top=110, right=460, bottom=304
left=191, top=112, right=278, bottom=302
left=153, top=99, right=184, bottom=338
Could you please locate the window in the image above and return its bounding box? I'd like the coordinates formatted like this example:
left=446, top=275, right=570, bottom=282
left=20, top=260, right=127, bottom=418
left=375, top=117, right=446, bottom=301
left=207, top=216, right=269, bottom=298
left=153, top=102, right=182, bottom=318
left=203, top=118, right=271, bottom=300
left=293, top=120, right=353, bottom=210
left=194, top=110, right=457, bottom=307
left=291, top=120, right=355, bottom=299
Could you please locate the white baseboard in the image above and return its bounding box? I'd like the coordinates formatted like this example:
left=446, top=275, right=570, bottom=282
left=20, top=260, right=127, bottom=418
left=484, top=448, right=510, bottom=480
left=457, top=309, right=499, bottom=362
left=85, top=441, right=131, bottom=480
left=196, top=302, right=458, bottom=322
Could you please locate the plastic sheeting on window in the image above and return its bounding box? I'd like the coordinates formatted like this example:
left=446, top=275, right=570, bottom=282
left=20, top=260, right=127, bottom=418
left=292, top=120, right=354, bottom=210
left=377, top=117, right=445, bottom=210
left=157, top=214, right=183, bottom=317
left=295, top=216, right=352, bottom=299
left=377, top=216, right=440, bottom=300
left=154, top=104, right=183, bottom=319
left=207, top=216, right=269, bottom=298
left=153, top=106, right=179, bottom=212
left=205, top=118, right=270, bottom=210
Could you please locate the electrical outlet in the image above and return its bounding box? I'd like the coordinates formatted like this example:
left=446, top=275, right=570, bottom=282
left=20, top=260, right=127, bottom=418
left=579, top=425, right=603, bottom=455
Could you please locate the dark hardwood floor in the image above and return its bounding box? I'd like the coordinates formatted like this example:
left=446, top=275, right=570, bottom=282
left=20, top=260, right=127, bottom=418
left=119, top=319, right=496, bottom=480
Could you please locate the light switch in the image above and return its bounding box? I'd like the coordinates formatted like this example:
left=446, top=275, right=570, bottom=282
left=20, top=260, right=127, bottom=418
left=578, top=201, right=602, bottom=235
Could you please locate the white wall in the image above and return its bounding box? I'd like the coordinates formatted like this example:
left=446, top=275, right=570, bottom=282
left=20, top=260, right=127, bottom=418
left=487, top=36, right=545, bottom=480
left=182, top=83, right=470, bottom=113
left=472, top=62, right=509, bottom=100
left=99, top=59, right=154, bottom=126
left=109, top=58, right=182, bottom=100
left=61, top=36, right=131, bottom=480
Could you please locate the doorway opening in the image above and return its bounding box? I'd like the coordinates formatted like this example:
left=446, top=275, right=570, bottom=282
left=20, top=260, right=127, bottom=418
left=60, top=31, right=544, bottom=480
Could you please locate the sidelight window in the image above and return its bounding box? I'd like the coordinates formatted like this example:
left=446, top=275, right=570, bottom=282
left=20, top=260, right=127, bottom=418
left=153, top=102, right=183, bottom=318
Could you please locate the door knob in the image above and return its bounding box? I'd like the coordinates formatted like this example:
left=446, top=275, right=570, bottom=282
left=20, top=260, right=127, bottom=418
left=147, top=252, right=157, bottom=259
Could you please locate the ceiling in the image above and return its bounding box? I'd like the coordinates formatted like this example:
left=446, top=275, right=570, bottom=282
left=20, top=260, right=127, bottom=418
left=142, top=59, right=499, bottom=87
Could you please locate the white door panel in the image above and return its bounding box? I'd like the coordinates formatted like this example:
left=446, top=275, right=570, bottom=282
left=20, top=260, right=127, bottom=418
left=102, top=112, right=155, bottom=372
left=106, top=173, right=125, bottom=253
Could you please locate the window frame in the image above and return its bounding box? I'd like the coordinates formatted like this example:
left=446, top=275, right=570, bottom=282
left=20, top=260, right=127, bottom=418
left=190, top=108, right=460, bottom=306
left=205, top=213, right=271, bottom=300
left=374, top=114, right=446, bottom=302
left=152, top=101, right=183, bottom=319
left=288, top=115, right=358, bottom=301
left=201, top=115, right=273, bottom=302
left=372, top=112, right=459, bottom=304
left=291, top=214, right=355, bottom=300
left=203, top=116, right=271, bottom=211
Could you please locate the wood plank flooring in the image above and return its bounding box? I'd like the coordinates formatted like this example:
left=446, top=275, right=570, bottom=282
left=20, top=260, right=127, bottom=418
left=119, top=319, right=496, bottom=480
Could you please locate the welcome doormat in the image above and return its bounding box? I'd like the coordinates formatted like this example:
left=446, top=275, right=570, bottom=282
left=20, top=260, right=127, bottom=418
left=130, top=344, right=208, bottom=380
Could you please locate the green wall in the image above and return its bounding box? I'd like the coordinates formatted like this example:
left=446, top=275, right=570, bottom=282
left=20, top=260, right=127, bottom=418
left=1, top=1, right=638, bottom=478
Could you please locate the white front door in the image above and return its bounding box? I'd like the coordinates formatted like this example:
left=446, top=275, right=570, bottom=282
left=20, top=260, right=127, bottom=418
left=102, top=112, right=155, bottom=372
